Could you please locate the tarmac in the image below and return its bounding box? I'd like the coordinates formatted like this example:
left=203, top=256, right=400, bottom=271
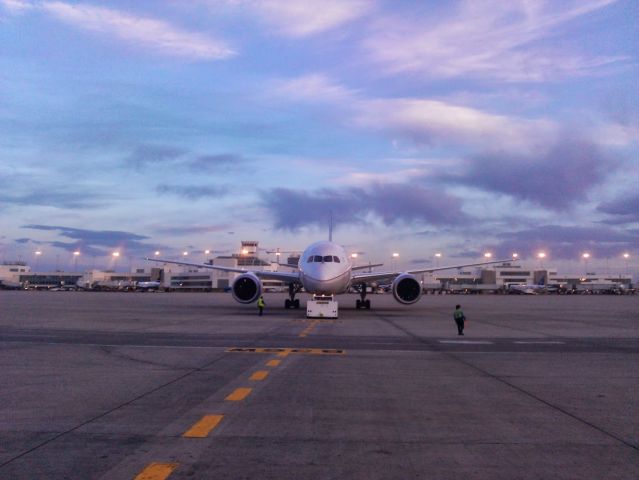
left=1, top=291, right=638, bottom=479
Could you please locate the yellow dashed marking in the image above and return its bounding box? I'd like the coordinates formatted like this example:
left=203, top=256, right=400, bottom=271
left=227, top=347, right=345, bottom=355
left=134, top=462, right=178, bottom=480
left=250, top=370, right=269, bottom=381
left=266, top=359, right=281, bottom=367
left=226, top=387, right=252, bottom=401
left=182, top=415, right=223, bottom=438
left=299, top=319, right=320, bottom=338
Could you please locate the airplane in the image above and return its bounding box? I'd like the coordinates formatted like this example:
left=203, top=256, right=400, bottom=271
left=508, top=275, right=562, bottom=295
left=146, top=239, right=514, bottom=310
left=136, top=281, right=161, bottom=291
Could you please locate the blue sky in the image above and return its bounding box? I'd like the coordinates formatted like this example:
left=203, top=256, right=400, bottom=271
left=1, top=0, right=637, bottom=275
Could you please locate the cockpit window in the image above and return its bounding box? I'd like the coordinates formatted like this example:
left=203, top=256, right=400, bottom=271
left=307, top=256, right=314, bottom=263
left=313, top=255, right=323, bottom=262
left=323, top=255, right=333, bottom=263
left=333, top=256, right=340, bottom=263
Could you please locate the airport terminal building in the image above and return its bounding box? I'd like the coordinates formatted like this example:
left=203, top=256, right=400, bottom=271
left=1, top=243, right=633, bottom=294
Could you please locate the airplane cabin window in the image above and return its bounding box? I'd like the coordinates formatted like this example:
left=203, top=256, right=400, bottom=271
left=314, top=255, right=323, bottom=262
left=307, top=256, right=314, bottom=263
left=323, top=255, right=333, bottom=262
left=333, top=256, right=340, bottom=263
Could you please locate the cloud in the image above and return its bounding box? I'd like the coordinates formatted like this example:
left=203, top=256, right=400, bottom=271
left=247, top=0, right=373, bottom=37
left=362, top=0, right=627, bottom=81
left=597, top=193, right=639, bottom=224
left=0, top=190, right=102, bottom=209
left=271, top=74, right=358, bottom=103
left=126, top=145, right=187, bottom=170
left=156, top=184, right=230, bottom=199
left=0, top=0, right=34, bottom=14
left=21, top=224, right=161, bottom=255
left=151, top=224, right=230, bottom=236
left=492, top=224, right=638, bottom=259
left=271, top=74, right=559, bottom=152
left=445, top=138, right=617, bottom=209
left=355, top=98, right=556, bottom=151
left=262, top=183, right=467, bottom=230
left=125, top=146, right=247, bottom=173
left=187, top=154, right=248, bottom=172
left=24, top=1, right=235, bottom=60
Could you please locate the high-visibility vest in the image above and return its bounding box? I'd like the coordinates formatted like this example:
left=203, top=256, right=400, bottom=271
left=257, top=298, right=265, bottom=308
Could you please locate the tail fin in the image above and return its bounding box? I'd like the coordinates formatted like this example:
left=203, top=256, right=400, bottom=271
left=329, top=210, right=333, bottom=242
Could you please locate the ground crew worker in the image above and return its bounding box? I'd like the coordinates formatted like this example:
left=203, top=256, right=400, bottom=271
left=257, top=295, right=265, bottom=316
left=453, top=304, right=465, bottom=335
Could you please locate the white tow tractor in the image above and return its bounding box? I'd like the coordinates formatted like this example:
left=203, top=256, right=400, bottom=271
left=306, top=295, right=338, bottom=318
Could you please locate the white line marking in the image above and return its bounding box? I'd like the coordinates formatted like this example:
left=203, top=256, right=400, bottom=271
left=514, top=341, right=565, bottom=345
left=0, top=340, right=222, bottom=349
left=438, top=340, right=494, bottom=345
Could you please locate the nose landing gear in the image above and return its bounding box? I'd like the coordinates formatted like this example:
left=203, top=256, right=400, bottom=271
left=284, top=282, right=301, bottom=309
left=355, top=283, right=371, bottom=309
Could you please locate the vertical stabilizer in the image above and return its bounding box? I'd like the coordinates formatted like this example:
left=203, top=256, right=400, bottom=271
left=329, top=211, right=333, bottom=242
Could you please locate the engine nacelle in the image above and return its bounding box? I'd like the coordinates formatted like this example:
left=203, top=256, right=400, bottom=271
left=231, top=273, right=262, bottom=304
left=392, top=273, right=423, bottom=305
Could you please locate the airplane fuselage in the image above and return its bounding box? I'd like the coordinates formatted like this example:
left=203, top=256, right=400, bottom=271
left=298, top=241, right=352, bottom=295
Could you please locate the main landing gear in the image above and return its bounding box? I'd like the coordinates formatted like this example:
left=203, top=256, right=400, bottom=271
left=355, top=282, right=371, bottom=310
left=284, top=282, right=301, bottom=309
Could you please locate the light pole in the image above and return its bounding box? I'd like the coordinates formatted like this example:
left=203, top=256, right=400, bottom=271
left=73, top=251, right=80, bottom=271
left=34, top=251, right=42, bottom=270
left=623, top=253, right=630, bottom=276
left=351, top=253, right=358, bottom=267
left=112, top=252, right=120, bottom=271
left=582, top=253, right=591, bottom=277
left=434, top=252, right=442, bottom=268
left=537, top=252, right=546, bottom=269
left=392, top=252, right=399, bottom=271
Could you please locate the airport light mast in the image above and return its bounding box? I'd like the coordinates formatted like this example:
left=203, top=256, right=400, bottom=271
left=582, top=252, right=591, bottom=277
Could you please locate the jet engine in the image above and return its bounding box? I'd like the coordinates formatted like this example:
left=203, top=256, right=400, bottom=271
left=231, top=273, right=262, bottom=304
left=392, top=273, right=423, bottom=305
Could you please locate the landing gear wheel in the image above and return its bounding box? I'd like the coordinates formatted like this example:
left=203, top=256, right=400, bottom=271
left=356, top=299, right=361, bottom=309
left=285, top=299, right=291, bottom=309
left=294, top=299, right=300, bottom=309
left=365, top=299, right=371, bottom=309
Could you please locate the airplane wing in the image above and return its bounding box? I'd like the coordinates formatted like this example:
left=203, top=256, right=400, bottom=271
left=276, top=262, right=299, bottom=270
left=352, top=258, right=516, bottom=284
left=352, top=263, right=384, bottom=271
left=145, top=258, right=300, bottom=282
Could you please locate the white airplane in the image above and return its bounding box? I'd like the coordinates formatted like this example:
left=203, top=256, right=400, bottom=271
left=136, top=281, right=161, bottom=290
left=508, top=275, right=559, bottom=295
left=147, top=239, right=513, bottom=309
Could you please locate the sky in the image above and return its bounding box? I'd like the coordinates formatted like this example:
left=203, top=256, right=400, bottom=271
left=0, top=0, right=637, bottom=276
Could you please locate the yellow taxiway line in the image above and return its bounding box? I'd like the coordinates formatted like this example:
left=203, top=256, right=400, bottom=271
left=225, top=387, right=252, bottom=401
left=134, top=462, right=178, bottom=480
left=182, top=414, right=224, bottom=438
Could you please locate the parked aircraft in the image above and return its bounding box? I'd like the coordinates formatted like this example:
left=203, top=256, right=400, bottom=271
left=508, top=275, right=562, bottom=294
left=136, top=281, right=161, bottom=291
left=147, top=240, right=513, bottom=309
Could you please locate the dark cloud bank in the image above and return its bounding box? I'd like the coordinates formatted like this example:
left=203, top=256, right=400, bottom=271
left=262, top=184, right=467, bottom=230
left=449, top=139, right=616, bottom=210
left=21, top=225, right=162, bottom=256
